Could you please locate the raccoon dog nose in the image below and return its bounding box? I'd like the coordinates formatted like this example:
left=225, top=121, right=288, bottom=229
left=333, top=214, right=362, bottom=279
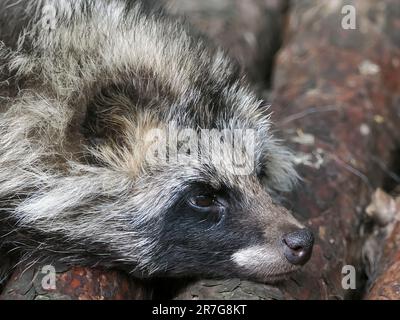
left=282, top=228, right=314, bottom=266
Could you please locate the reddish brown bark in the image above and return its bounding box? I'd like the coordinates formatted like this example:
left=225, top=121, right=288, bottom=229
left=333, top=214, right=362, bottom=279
left=0, top=265, right=151, bottom=300
left=269, top=0, right=400, bottom=299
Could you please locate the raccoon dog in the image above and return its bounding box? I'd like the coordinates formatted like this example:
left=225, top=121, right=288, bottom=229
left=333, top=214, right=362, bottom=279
left=0, top=0, right=313, bottom=285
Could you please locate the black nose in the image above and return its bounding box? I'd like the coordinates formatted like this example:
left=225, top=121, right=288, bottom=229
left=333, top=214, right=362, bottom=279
left=282, top=228, right=314, bottom=266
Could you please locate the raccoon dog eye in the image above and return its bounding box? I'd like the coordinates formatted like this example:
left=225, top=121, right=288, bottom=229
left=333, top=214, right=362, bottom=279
left=188, top=195, right=225, bottom=214
left=192, top=195, right=215, bottom=208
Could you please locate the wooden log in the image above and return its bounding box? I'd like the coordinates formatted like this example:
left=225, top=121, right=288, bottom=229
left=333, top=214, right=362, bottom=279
left=0, top=264, right=150, bottom=300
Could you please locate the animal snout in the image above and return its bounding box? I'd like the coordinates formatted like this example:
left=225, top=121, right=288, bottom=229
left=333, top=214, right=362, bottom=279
left=282, top=228, right=314, bottom=266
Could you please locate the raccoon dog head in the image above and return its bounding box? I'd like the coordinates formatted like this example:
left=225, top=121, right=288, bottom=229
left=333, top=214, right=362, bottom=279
left=78, top=74, right=314, bottom=282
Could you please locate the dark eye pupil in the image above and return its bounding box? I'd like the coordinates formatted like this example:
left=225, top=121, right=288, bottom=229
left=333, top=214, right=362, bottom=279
left=194, top=196, right=214, bottom=207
